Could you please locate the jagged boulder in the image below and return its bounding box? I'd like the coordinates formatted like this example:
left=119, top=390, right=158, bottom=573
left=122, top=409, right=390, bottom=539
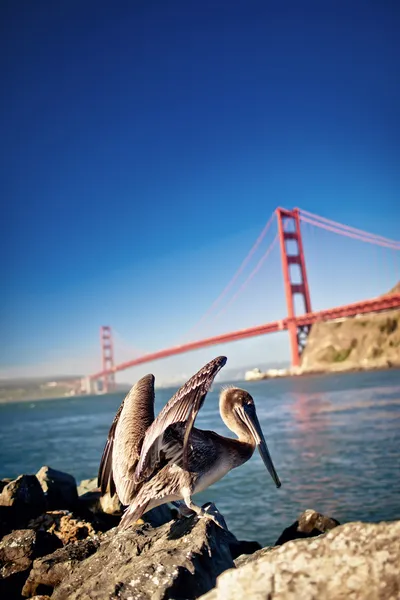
left=0, top=475, right=45, bottom=512
left=0, top=475, right=46, bottom=532
left=0, top=529, right=61, bottom=599
left=275, top=508, right=340, bottom=545
left=22, top=537, right=101, bottom=598
left=44, top=516, right=234, bottom=600
left=36, top=466, right=78, bottom=510
left=200, top=521, right=400, bottom=600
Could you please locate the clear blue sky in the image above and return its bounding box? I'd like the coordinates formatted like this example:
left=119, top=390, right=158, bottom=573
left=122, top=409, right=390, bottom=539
left=1, top=0, right=399, bottom=383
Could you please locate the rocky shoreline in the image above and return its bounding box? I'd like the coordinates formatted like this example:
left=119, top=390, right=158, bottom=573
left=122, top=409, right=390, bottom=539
left=1, top=467, right=399, bottom=599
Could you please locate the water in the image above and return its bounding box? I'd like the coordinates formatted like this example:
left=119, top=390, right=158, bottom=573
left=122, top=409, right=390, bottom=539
left=1, top=369, right=399, bottom=546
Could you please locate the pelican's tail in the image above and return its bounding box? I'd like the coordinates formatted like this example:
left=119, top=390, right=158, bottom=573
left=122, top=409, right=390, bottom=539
left=119, top=501, right=149, bottom=530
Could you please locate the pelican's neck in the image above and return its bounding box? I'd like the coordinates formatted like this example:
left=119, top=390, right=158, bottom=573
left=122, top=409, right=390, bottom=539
left=217, top=387, right=257, bottom=467
left=220, top=407, right=246, bottom=439
left=221, top=415, right=255, bottom=469
left=216, top=404, right=254, bottom=470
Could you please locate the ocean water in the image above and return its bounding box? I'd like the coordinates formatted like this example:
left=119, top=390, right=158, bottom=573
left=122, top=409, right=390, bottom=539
left=0, top=369, right=399, bottom=546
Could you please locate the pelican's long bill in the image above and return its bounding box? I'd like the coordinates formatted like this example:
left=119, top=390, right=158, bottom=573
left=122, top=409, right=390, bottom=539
left=238, top=403, right=281, bottom=488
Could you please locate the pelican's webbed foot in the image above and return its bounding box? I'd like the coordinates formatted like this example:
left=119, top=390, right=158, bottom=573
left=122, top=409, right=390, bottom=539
left=176, top=497, right=228, bottom=530
left=201, top=502, right=228, bottom=530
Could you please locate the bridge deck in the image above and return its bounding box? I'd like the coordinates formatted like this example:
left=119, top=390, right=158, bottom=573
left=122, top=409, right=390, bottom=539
left=89, top=293, right=400, bottom=379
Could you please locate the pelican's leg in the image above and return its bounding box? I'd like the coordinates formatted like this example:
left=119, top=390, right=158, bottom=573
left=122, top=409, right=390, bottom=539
left=182, top=492, right=226, bottom=529
left=172, top=500, right=196, bottom=518
left=201, top=502, right=228, bottom=530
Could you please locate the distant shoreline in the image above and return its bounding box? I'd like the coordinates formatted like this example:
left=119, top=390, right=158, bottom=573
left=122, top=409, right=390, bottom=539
left=1, top=364, right=399, bottom=405
left=245, top=362, right=400, bottom=382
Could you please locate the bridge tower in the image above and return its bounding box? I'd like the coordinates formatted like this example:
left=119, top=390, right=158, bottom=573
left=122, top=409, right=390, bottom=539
left=100, top=326, right=115, bottom=393
left=276, top=208, right=312, bottom=368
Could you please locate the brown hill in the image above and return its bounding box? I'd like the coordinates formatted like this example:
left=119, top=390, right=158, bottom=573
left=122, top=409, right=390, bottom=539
left=300, top=283, right=400, bottom=374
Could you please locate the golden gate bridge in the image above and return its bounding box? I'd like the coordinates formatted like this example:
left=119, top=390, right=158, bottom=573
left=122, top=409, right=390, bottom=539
left=84, top=207, right=400, bottom=393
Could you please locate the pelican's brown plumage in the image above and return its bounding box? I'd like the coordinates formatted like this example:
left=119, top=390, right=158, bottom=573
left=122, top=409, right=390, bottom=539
left=98, top=356, right=281, bottom=529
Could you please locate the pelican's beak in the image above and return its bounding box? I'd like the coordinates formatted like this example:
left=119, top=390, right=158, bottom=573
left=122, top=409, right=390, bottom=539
left=240, top=404, right=281, bottom=488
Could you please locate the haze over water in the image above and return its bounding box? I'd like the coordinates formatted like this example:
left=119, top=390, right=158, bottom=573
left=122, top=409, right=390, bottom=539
left=1, top=369, right=399, bottom=546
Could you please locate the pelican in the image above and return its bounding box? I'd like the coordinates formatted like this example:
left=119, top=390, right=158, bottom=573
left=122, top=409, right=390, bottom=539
left=98, top=356, right=281, bottom=529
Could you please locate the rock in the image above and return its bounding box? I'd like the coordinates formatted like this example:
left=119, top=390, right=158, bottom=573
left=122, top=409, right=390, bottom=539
left=77, top=488, right=122, bottom=516
left=36, top=466, right=78, bottom=510
left=77, top=476, right=173, bottom=527
left=0, top=478, right=12, bottom=493
left=76, top=490, right=102, bottom=513
left=275, top=509, right=340, bottom=545
left=0, top=529, right=61, bottom=599
left=0, top=475, right=45, bottom=511
left=141, top=503, right=174, bottom=527
left=27, top=596, right=52, bottom=600
left=22, top=537, right=101, bottom=598
left=77, top=478, right=98, bottom=496
left=99, top=490, right=123, bottom=514
left=234, top=546, right=274, bottom=567
left=199, top=520, right=400, bottom=600
left=52, top=516, right=234, bottom=600
left=78, top=488, right=173, bottom=527
left=75, top=491, right=121, bottom=532
left=0, top=506, right=14, bottom=538
left=0, top=475, right=46, bottom=529
left=229, top=539, right=262, bottom=562
left=28, top=510, right=97, bottom=545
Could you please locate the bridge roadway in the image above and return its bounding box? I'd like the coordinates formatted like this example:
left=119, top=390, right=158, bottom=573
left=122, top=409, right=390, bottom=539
left=89, top=293, right=400, bottom=380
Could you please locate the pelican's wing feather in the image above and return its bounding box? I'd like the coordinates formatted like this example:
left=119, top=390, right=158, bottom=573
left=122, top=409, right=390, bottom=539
left=98, top=374, right=155, bottom=503
left=135, top=355, right=227, bottom=481
left=98, top=400, right=124, bottom=496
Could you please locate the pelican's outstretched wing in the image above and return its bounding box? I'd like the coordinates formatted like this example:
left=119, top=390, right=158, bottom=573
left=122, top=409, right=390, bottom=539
left=98, top=374, right=155, bottom=504
left=135, top=355, right=227, bottom=482
left=98, top=399, right=124, bottom=497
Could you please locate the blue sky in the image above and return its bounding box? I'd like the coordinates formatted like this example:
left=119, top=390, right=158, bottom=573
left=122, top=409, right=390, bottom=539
left=1, top=0, right=399, bottom=383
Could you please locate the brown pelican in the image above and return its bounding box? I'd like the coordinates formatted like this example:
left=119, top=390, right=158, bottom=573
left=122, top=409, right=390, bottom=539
left=98, top=356, right=281, bottom=529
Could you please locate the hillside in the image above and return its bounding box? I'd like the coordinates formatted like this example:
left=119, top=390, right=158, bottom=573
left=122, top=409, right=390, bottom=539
left=301, top=306, right=400, bottom=374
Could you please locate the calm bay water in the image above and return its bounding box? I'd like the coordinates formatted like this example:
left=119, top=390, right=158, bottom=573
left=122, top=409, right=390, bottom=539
left=1, top=369, right=399, bottom=546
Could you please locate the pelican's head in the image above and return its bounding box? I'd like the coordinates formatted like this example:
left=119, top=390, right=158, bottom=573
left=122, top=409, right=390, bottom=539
left=220, top=387, right=281, bottom=488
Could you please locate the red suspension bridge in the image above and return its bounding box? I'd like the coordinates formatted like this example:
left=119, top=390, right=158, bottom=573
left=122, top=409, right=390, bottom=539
left=86, top=207, right=400, bottom=393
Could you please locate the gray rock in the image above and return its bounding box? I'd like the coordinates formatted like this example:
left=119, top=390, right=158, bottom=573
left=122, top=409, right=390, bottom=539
left=199, top=520, right=400, bottom=600
left=52, top=516, right=234, bottom=600
left=36, top=466, right=78, bottom=510
left=275, top=508, right=340, bottom=545
left=0, top=528, right=61, bottom=599
left=22, top=537, right=101, bottom=598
